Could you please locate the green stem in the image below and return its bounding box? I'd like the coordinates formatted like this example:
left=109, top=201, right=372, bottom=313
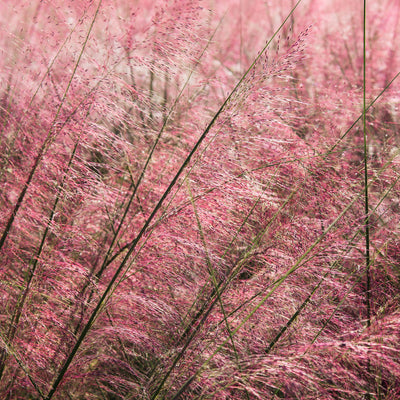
left=362, top=1, right=372, bottom=398
left=362, top=0, right=371, bottom=330
left=169, top=149, right=399, bottom=399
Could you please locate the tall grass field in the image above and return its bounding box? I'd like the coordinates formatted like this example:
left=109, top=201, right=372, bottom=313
left=0, top=0, right=399, bottom=398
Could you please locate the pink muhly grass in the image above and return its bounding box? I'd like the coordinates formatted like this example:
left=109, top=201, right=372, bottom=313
left=0, top=0, right=400, bottom=399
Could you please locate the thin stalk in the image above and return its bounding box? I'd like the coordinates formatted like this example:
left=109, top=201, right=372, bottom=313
left=0, top=138, right=80, bottom=382
left=90, top=64, right=400, bottom=277
left=174, top=169, right=400, bottom=399
left=325, top=70, right=400, bottom=156
left=157, top=183, right=250, bottom=400
left=68, top=15, right=226, bottom=344
left=92, top=14, right=223, bottom=284
left=109, top=171, right=280, bottom=384
left=0, top=70, right=110, bottom=383
left=265, top=271, right=328, bottom=355
left=0, top=330, right=45, bottom=399
left=265, top=170, right=399, bottom=355
left=362, top=0, right=371, bottom=330
left=45, top=3, right=303, bottom=398
left=91, top=65, right=400, bottom=397
left=269, top=274, right=365, bottom=399
left=0, top=3, right=85, bottom=180
left=148, top=182, right=239, bottom=400
left=164, top=184, right=299, bottom=400
left=46, top=4, right=304, bottom=399
left=177, top=180, right=268, bottom=342
left=169, top=149, right=399, bottom=399
left=312, top=179, right=400, bottom=351
left=362, top=4, right=372, bottom=398
left=174, top=166, right=282, bottom=350
left=0, top=1, right=102, bottom=252
left=127, top=61, right=400, bottom=396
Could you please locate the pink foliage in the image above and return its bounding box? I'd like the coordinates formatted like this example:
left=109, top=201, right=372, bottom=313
left=0, top=0, right=399, bottom=399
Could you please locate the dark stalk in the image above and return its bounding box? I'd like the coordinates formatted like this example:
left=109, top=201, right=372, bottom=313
left=362, top=2, right=372, bottom=398
left=0, top=139, right=80, bottom=382
left=46, top=3, right=303, bottom=397
left=0, top=1, right=100, bottom=252
left=362, top=0, right=371, bottom=330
